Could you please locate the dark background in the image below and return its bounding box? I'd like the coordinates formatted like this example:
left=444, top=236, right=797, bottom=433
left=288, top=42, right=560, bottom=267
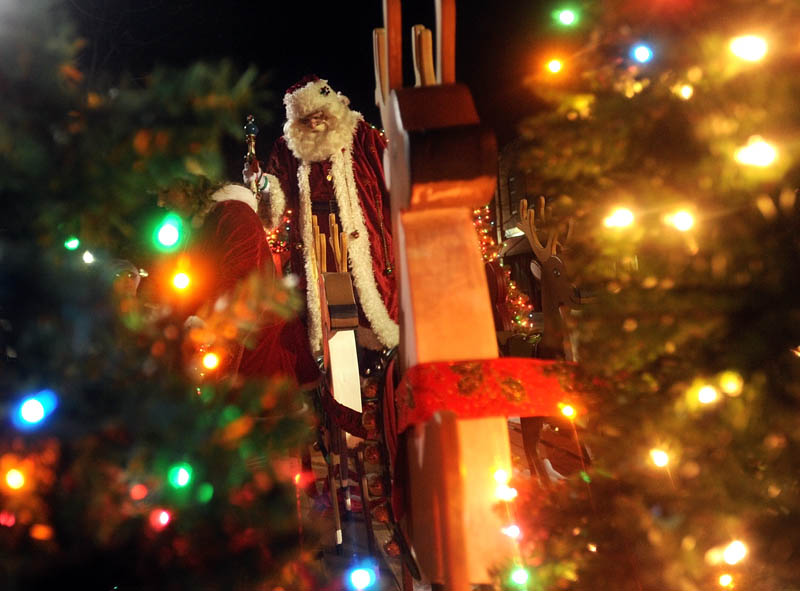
left=67, top=0, right=551, bottom=157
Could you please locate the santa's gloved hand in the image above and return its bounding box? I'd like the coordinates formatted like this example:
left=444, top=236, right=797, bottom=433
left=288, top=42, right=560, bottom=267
left=242, top=160, right=267, bottom=191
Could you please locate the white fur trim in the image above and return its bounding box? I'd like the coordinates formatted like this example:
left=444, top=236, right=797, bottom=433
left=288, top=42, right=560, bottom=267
left=284, top=78, right=346, bottom=122
left=332, top=145, right=399, bottom=349
left=297, top=162, right=324, bottom=353
left=211, top=183, right=258, bottom=213
left=261, top=173, right=285, bottom=229
left=294, top=122, right=399, bottom=351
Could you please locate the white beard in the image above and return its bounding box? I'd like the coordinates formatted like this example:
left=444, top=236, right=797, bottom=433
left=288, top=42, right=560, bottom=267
left=284, top=108, right=361, bottom=163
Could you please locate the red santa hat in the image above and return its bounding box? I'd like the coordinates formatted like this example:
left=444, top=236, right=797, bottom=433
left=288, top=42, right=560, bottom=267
left=283, top=74, right=350, bottom=122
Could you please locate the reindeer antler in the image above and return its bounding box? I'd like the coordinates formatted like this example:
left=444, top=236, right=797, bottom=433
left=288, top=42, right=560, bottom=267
left=517, top=197, right=557, bottom=263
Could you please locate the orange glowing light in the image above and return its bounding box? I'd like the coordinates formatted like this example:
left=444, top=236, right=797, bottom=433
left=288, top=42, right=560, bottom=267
left=202, top=352, right=220, bottom=370
left=172, top=272, right=190, bottom=290
left=5, top=469, right=25, bottom=490
left=546, top=59, right=563, bottom=73
left=30, top=524, right=54, bottom=540
left=559, top=403, right=576, bottom=419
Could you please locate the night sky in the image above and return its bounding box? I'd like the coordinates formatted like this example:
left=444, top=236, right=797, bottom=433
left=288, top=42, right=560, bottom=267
left=68, top=0, right=549, bottom=158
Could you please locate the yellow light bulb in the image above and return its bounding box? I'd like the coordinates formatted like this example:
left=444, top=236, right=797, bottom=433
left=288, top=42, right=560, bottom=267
left=496, top=484, right=519, bottom=501
left=650, top=449, right=669, bottom=467
left=172, top=272, right=191, bottom=290
left=698, top=385, right=719, bottom=404
left=678, top=84, right=693, bottom=100
left=5, top=469, right=25, bottom=490
left=546, top=59, right=563, bottom=73
left=603, top=207, right=635, bottom=228
left=719, top=573, right=734, bottom=588
left=670, top=210, right=695, bottom=231
left=729, top=35, right=768, bottom=62
left=719, top=371, right=743, bottom=396
left=723, top=540, right=747, bottom=565
left=202, top=352, right=220, bottom=370
left=735, top=136, right=777, bottom=167
left=493, top=469, right=510, bottom=484
left=560, top=404, right=576, bottom=419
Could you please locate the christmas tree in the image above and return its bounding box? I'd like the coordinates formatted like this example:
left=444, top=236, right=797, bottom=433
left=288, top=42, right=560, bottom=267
left=0, top=1, right=315, bottom=589
left=503, top=1, right=800, bottom=589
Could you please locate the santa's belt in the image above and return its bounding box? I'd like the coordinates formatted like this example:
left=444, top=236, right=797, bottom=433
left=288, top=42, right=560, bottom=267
left=311, top=199, right=339, bottom=214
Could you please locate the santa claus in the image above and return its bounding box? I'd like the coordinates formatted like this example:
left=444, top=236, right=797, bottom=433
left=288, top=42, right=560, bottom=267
left=245, top=75, right=398, bottom=358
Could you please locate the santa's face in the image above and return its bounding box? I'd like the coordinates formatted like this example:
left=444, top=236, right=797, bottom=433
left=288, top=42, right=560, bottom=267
left=298, top=110, right=328, bottom=133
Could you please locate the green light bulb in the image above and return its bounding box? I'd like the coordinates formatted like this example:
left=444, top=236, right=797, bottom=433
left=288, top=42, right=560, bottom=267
left=153, top=213, right=183, bottom=251
left=167, top=462, right=193, bottom=488
left=64, top=237, right=80, bottom=250
left=511, top=567, right=529, bottom=585
left=553, top=7, right=579, bottom=26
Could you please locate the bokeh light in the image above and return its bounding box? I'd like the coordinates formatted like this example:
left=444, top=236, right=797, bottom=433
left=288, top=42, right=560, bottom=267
left=82, top=251, right=95, bottom=264
left=630, top=43, right=654, bottom=63
left=5, top=469, right=25, bottom=490
left=698, top=385, right=719, bottom=404
left=723, top=540, right=747, bottom=565
left=650, top=449, right=669, bottom=467
left=729, top=35, right=767, bottom=61
left=511, top=567, right=530, bottom=585
left=603, top=207, right=634, bottom=228
left=735, top=136, right=777, bottom=167
left=172, top=272, right=190, bottom=290
left=202, top=352, right=220, bottom=370
left=64, top=237, right=80, bottom=250
left=546, top=59, right=563, bottom=73
left=719, top=371, right=744, bottom=396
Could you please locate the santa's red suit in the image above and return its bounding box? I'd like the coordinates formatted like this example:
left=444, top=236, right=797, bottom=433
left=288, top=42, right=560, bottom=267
left=188, top=184, right=319, bottom=386
left=257, top=76, right=399, bottom=357
left=250, top=76, right=399, bottom=436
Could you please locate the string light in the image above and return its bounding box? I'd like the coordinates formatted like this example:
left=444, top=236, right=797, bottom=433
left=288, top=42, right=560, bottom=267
left=82, top=251, right=95, bottom=264
left=630, top=43, right=654, bottom=63
left=5, top=469, right=25, bottom=490
left=729, top=35, right=767, bottom=62
left=675, top=84, right=694, bottom=100
left=494, top=469, right=510, bottom=484
left=202, top=352, right=220, bottom=370
left=719, top=574, right=734, bottom=588
left=130, top=484, right=148, bottom=501
left=347, top=565, right=377, bottom=590
left=719, top=371, right=743, bottom=396
left=735, top=136, right=777, bottom=167
left=148, top=508, right=172, bottom=531
left=13, top=390, right=58, bottom=430
left=63, top=237, right=80, bottom=250
left=546, top=59, right=564, bottom=73
left=501, top=524, right=522, bottom=539
left=511, top=567, right=530, bottom=585
left=553, top=8, right=578, bottom=26
left=667, top=210, right=695, bottom=231
left=168, top=463, right=193, bottom=488
left=723, top=540, right=747, bottom=565
left=603, top=207, right=634, bottom=228
left=154, top=213, right=183, bottom=251
left=559, top=403, right=576, bottom=419
left=697, top=385, right=719, bottom=404
left=172, top=272, right=190, bottom=290
left=650, top=449, right=669, bottom=467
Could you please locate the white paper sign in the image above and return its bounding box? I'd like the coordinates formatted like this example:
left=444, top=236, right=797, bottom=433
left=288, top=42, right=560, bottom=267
left=329, top=330, right=362, bottom=413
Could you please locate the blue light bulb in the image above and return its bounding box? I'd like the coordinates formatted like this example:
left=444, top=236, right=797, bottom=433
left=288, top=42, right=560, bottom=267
left=630, top=43, right=654, bottom=63
left=13, top=390, right=58, bottom=429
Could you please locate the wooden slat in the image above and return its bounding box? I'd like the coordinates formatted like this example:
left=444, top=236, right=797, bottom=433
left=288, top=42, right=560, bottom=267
left=435, top=0, right=456, bottom=84
left=383, top=0, right=403, bottom=91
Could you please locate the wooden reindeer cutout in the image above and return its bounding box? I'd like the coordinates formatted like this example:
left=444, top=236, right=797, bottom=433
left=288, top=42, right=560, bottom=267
left=517, top=196, right=580, bottom=361
left=516, top=197, right=591, bottom=487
